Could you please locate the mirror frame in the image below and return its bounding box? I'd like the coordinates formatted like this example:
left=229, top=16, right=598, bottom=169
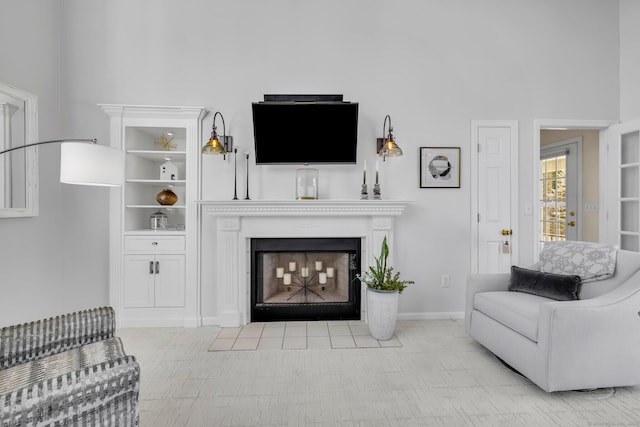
left=0, top=81, right=38, bottom=218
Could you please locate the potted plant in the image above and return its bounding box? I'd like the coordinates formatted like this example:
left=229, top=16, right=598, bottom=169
left=358, top=236, right=414, bottom=340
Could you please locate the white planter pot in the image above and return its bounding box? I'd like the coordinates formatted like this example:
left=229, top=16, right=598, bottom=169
left=366, top=287, right=399, bottom=341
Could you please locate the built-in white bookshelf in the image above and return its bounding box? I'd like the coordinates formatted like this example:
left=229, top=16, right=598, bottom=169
left=101, top=104, right=206, bottom=327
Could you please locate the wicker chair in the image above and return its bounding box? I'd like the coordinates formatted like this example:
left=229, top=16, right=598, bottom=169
left=0, top=306, right=140, bottom=426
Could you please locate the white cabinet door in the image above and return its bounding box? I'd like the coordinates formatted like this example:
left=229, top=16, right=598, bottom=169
left=154, top=254, right=186, bottom=307
left=123, top=255, right=155, bottom=308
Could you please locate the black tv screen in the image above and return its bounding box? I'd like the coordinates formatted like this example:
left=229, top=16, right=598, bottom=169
left=252, top=102, right=359, bottom=164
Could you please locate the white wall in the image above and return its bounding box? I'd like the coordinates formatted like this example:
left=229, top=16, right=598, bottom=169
left=1, top=0, right=623, bottom=324
left=0, top=0, right=111, bottom=326
left=620, top=0, right=640, bottom=121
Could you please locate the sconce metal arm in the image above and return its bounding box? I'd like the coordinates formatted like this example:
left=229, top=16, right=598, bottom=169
left=383, top=114, right=392, bottom=140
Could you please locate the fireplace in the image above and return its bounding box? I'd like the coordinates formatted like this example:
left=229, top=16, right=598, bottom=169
left=251, top=238, right=361, bottom=321
left=201, top=200, right=408, bottom=327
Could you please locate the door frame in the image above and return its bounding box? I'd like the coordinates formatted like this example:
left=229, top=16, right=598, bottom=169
left=470, top=120, right=519, bottom=273
left=533, top=119, right=615, bottom=260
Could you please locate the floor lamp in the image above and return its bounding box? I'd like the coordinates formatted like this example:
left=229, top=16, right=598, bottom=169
left=0, top=138, right=123, bottom=186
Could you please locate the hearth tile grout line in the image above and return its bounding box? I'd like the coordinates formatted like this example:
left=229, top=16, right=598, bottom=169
left=208, top=321, right=402, bottom=351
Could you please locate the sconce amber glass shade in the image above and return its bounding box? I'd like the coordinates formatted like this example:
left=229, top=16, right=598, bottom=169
left=380, top=138, right=403, bottom=158
left=201, top=136, right=226, bottom=155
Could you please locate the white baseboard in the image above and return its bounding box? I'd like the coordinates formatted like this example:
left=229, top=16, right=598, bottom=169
left=397, top=312, right=465, bottom=320
left=183, top=317, right=201, bottom=328
left=120, top=313, right=464, bottom=328
left=117, top=318, right=188, bottom=328
left=201, top=316, right=220, bottom=327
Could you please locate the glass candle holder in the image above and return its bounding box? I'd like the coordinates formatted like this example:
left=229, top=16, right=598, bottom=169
left=296, top=168, right=319, bottom=200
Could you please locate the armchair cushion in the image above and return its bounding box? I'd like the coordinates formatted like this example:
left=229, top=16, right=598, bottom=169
left=474, top=291, right=546, bottom=342
left=509, top=265, right=580, bottom=301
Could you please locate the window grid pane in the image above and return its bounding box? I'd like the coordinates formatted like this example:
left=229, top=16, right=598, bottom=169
left=539, top=154, right=567, bottom=244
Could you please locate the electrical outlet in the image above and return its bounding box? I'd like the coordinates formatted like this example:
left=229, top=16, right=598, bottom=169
left=441, top=274, right=450, bottom=288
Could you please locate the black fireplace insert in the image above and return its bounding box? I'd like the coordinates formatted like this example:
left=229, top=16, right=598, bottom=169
left=250, top=237, right=361, bottom=322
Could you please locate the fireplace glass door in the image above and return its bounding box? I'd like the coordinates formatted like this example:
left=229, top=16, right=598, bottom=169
left=251, top=238, right=361, bottom=322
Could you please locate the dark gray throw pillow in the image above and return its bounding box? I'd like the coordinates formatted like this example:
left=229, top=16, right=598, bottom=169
left=509, top=266, right=580, bottom=301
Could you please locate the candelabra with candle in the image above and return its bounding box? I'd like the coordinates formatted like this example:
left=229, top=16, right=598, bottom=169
left=360, top=160, right=368, bottom=200
left=373, top=160, right=381, bottom=199
left=275, top=254, right=335, bottom=302
left=244, top=152, right=251, bottom=200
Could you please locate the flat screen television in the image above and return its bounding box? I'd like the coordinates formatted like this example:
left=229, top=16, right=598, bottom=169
left=252, top=101, right=359, bottom=164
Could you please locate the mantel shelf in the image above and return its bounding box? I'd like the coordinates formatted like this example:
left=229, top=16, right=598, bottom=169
left=198, top=199, right=412, bottom=217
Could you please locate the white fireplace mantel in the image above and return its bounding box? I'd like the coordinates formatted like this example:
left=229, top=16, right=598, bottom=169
left=199, top=199, right=411, bottom=326
left=200, top=199, right=410, bottom=217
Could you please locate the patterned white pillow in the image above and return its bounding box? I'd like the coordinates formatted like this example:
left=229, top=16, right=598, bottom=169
left=539, top=241, right=617, bottom=283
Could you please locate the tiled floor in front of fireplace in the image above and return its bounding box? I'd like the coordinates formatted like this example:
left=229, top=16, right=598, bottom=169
left=208, top=320, right=402, bottom=351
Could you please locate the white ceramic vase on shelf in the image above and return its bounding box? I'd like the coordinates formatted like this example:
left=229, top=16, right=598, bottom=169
left=366, top=287, right=399, bottom=341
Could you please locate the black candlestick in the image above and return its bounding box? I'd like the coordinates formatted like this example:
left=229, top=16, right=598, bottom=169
left=232, top=148, right=238, bottom=200
left=244, top=152, right=251, bottom=200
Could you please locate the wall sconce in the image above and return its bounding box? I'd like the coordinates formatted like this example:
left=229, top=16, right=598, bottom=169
left=201, top=111, right=233, bottom=159
left=376, top=115, right=403, bottom=161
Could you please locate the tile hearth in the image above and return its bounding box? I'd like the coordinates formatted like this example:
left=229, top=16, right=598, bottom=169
left=208, top=321, right=401, bottom=351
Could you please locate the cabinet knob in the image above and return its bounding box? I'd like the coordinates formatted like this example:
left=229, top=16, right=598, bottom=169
left=152, top=241, right=159, bottom=246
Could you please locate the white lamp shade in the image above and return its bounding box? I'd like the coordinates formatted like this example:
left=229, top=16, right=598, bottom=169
left=60, top=142, right=124, bottom=186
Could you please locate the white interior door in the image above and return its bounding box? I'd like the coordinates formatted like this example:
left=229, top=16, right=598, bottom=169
left=603, top=119, right=640, bottom=251
left=471, top=121, right=518, bottom=273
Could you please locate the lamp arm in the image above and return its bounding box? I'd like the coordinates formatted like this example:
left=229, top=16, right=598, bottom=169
left=217, top=112, right=227, bottom=145
left=0, top=138, right=97, bottom=156
left=383, top=115, right=391, bottom=140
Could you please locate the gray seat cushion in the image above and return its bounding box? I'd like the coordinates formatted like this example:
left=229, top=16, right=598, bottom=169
left=474, top=291, right=551, bottom=342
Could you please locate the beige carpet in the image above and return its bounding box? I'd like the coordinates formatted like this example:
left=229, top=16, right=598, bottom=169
left=208, top=320, right=402, bottom=351
left=119, top=320, right=640, bottom=426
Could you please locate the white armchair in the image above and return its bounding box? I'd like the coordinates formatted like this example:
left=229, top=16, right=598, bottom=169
left=466, top=243, right=640, bottom=392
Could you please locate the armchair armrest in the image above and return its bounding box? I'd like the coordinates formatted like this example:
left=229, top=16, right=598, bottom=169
left=537, top=270, right=640, bottom=391
left=465, top=273, right=510, bottom=334
left=0, top=306, right=116, bottom=369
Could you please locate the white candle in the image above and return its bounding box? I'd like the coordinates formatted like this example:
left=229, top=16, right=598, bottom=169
left=289, top=262, right=296, bottom=272
left=315, top=261, right=323, bottom=271
left=283, top=273, right=292, bottom=285
left=363, top=160, right=367, bottom=184
left=319, top=272, right=327, bottom=284
left=301, top=267, right=309, bottom=277
left=326, top=267, right=334, bottom=278
left=276, top=267, right=284, bottom=278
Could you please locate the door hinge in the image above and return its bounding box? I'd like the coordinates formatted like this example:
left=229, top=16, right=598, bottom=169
left=477, top=143, right=481, bottom=153
left=477, top=213, right=480, bottom=222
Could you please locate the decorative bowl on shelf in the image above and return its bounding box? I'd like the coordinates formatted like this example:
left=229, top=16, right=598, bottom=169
left=156, top=188, right=178, bottom=205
